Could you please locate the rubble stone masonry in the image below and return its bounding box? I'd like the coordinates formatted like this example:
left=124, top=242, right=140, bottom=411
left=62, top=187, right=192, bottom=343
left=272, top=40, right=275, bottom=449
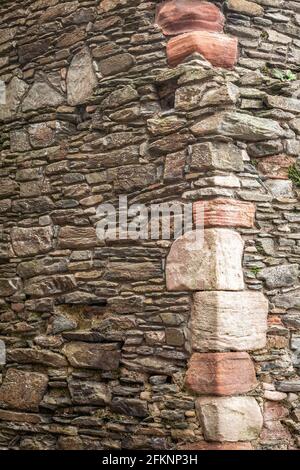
left=1, top=0, right=300, bottom=451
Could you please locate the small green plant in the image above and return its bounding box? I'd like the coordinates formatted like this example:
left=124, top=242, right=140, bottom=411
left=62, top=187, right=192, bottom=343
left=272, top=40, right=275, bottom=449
left=270, top=68, right=297, bottom=82
left=288, top=165, right=300, bottom=187
left=250, top=266, right=262, bottom=276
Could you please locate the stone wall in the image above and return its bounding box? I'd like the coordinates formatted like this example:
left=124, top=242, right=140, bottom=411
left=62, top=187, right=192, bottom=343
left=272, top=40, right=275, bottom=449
left=0, top=0, right=300, bottom=450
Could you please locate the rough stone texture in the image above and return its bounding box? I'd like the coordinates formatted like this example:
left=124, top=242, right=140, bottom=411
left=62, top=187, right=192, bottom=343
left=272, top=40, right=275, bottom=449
left=67, top=47, right=97, bottom=105
left=167, top=31, right=238, bottom=68
left=196, top=397, right=263, bottom=442
left=185, top=352, right=257, bottom=396
left=63, top=342, right=120, bottom=370
left=191, top=291, right=268, bottom=351
left=191, top=112, right=284, bottom=141
left=193, top=198, right=255, bottom=228
left=156, top=0, right=225, bottom=35
left=0, top=369, right=48, bottom=412
left=68, top=380, right=111, bottom=405
left=166, top=229, right=244, bottom=291
left=11, top=227, right=54, bottom=257
left=257, top=155, right=295, bottom=179
left=190, top=142, right=244, bottom=172
left=227, top=0, right=264, bottom=17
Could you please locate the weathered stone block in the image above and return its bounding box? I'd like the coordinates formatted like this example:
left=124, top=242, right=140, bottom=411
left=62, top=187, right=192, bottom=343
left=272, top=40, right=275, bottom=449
left=175, top=82, right=239, bottom=111
left=0, top=369, right=48, bottom=412
left=63, top=342, right=120, bottom=370
left=191, top=142, right=244, bottom=171
left=24, top=275, right=76, bottom=297
left=98, top=53, right=135, bottom=76
left=227, top=0, right=264, bottom=17
left=193, top=198, right=255, bottom=228
left=11, top=226, right=53, bottom=257
left=67, top=47, right=97, bottom=105
left=167, top=31, right=238, bottom=69
left=257, top=155, right=295, bottom=179
left=111, top=397, right=148, bottom=418
left=155, top=0, right=225, bottom=35
left=185, top=352, right=257, bottom=396
left=7, top=348, right=68, bottom=367
left=258, top=264, right=299, bottom=289
left=166, top=229, right=244, bottom=291
left=22, top=80, right=64, bottom=111
left=68, top=380, right=111, bottom=405
left=58, top=226, right=98, bottom=249
left=196, top=397, right=263, bottom=442
left=191, top=291, right=268, bottom=351
left=0, top=278, right=22, bottom=297
left=191, top=111, right=284, bottom=141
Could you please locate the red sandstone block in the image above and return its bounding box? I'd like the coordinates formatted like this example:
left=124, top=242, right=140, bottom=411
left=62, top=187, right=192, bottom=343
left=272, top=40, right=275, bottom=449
left=257, top=155, right=295, bottom=180
left=155, top=0, right=225, bottom=35
left=179, top=441, right=253, bottom=450
left=193, top=198, right=255, bottom=228
left=185, top=352, right=257, bottom=396
left=167, top=31, right=238, bottom=69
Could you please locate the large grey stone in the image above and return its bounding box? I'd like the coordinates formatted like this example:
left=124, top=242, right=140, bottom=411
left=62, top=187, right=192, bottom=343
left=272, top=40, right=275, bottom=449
left=166, top=229, right=244, bottom=291
left=196, top=397, right=263, bottom=442
left=258, top=264, right=299, bottom=289
left=11, top=226, right=54, bottom=257
left=67, top=47, right=97, bottom=105
left=22, top=80, right=64, bottom=111
left=191, top=111, right=284, bottom=141
left=191, top=291, right=268, bottom=351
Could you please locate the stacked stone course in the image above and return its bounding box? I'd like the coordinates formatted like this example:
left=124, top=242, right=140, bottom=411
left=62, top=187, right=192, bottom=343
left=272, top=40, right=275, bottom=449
left=0, top=0, right=300, bottom=450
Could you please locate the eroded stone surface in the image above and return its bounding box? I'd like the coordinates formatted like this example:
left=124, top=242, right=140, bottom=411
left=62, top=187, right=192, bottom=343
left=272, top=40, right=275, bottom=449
left=191, top=111, right=284, bottom=141
left=185, top=352, right=257, bottom=396
left=67, top=47, right=97, bottom=105
left=11, top=226, right=54, bottom=257
left=191, top=291, right=268, bottom=351
left=193, top=198, right=255, bottom=228
left=156, top=0, right=225, bottom=35
left=190, top=142, right=244, bottom=172
left=166, top=229, right=244, bottom=291
left=22, top=80, right=64, bottom=111
left=0, top=369, right=48, bottom=412
left=257, top=155, right=295, bottom=179
left=167, top=31, right=238, bottom=69
left=68, top=380, right=111, bottom=405
left=196, top=397, right=263, bottom=442
left=63, top=342, right=120, bottom=370
left=227, top=0, right=264, bottom=16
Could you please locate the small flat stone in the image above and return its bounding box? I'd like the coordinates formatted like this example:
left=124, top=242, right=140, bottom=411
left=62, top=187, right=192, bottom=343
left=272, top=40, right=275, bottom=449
left=190, top=142, right=244, bottom=172
left=257, top=155, right=295, bottom=179
left=258, top=264, right=299, bottom=289
left=63, top=342, right=120, bottom=370
left=11, top=226, right=54, bottom=257
left=180, top=441, right=253, bottom=450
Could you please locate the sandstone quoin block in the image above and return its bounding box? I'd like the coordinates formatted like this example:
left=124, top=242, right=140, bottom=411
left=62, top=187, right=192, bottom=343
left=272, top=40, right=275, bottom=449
left=167, top=32, right=238, bottom=69
left=155, top=0, right=225, bottom=36
left=193, top=198, right=255, bottom=228
left=191, top=291, right=268, bottom=351
left=166, top=229, right=244, bottom=291
left=185, top=352, right=257, bottom=396
left=196, top=396, right=263, bottom=442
